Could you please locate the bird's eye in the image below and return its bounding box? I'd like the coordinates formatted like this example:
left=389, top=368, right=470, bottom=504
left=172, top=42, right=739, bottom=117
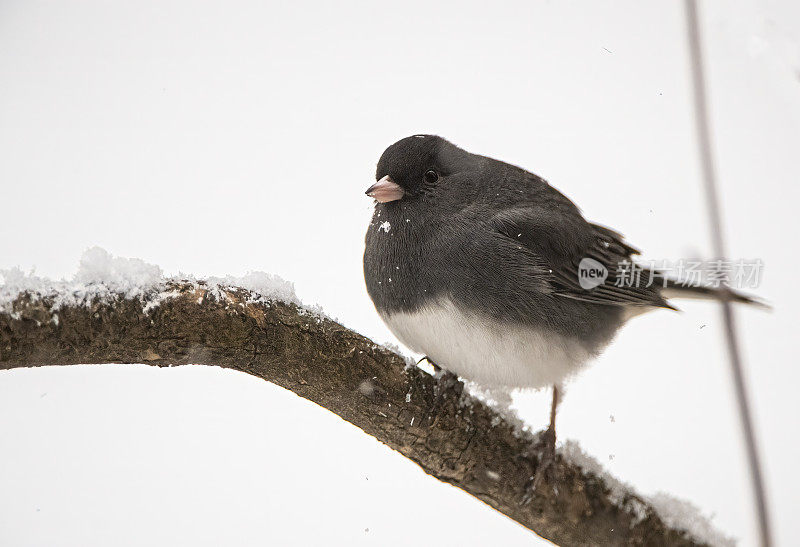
left=423, top=170, right=439, bottom=184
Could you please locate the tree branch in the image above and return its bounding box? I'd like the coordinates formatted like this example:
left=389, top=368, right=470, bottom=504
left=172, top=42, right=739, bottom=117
left=0, top=281, right=714, bottom=546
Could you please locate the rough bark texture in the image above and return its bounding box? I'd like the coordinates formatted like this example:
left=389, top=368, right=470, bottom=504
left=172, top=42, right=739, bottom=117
left=0, top=282, right=707, bottom=546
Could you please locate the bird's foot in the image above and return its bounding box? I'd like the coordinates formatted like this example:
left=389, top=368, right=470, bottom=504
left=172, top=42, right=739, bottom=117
left=424, top=368, right=462, bottom=426
left=521, top=427, right=558, bottom=504
left=533, top=425, right=557, bottom=490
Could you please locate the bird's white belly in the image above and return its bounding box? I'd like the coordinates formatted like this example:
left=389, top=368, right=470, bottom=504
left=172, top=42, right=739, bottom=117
left=381, top=299, right=591, bottom=389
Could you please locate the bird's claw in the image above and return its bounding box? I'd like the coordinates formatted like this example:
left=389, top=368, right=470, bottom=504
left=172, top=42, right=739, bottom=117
left=533, top=426, right=557, bottom=489
left=424, top=368, right=461, bottom=426
left=521, top=427, right=558, bottom=504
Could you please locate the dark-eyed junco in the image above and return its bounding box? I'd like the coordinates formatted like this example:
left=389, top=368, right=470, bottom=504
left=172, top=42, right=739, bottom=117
left=363, top=135, right=761, bottom=469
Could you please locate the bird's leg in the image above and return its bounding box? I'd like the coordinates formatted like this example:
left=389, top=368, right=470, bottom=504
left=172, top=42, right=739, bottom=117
left=526, top=385, right=561, bottom=499
left=545, top=384, right=559, bottom=453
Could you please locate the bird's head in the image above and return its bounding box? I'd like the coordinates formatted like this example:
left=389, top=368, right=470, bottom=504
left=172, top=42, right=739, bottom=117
left=366, top=135, right=473, bottom=203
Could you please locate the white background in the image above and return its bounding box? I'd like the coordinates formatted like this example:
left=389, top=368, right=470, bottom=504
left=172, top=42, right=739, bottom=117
left=1, top=1, right=799, bottom=545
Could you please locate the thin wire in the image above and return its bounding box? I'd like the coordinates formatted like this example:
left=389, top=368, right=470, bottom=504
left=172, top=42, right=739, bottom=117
left=683, top=1, right=772, bottom=545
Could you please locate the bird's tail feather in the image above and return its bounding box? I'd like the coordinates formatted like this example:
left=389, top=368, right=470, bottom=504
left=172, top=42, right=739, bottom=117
left=661, top=279, right=770, bottom=310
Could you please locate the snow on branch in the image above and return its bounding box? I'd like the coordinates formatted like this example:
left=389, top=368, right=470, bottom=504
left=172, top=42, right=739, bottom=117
left=0, top=250, right=731, bottom=546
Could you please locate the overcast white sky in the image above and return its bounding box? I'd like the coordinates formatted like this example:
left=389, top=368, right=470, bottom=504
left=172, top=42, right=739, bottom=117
left=1, top=1, right=799, bottom=545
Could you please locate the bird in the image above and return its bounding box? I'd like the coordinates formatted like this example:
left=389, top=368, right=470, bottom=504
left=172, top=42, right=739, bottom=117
left=363, top=134, right=763, bottom=483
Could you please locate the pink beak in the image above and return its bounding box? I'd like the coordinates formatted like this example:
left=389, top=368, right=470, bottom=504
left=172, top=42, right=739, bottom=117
left=365, top=175, right=405, bottom=203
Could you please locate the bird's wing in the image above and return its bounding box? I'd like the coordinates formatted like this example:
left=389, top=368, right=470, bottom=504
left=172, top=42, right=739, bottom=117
left=489, top=206, right=675, bottom=309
